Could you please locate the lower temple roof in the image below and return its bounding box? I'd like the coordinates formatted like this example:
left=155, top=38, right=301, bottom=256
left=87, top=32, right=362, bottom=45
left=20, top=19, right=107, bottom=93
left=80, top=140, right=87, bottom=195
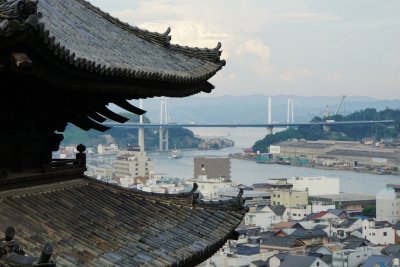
left=0, top=174, right=246, bottom=266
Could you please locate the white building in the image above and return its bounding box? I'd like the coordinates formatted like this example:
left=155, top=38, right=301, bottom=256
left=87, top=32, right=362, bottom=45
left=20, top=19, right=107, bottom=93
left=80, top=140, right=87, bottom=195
left=288, top=176, right=340, bottom=196
left=332, top=246, right=375, bottom=267
left=362, top=219, right=395, bottom=246
left=86, top=165, right=114, bottom=181
left=113, top=146, right=154, bottom=182
left=283, top=205, right=309, bottom=221
left=97, top=143, right=119, bottom=155
left=376, top=184, right=400, bottom=224
left=244, top=206, right=283, bottom=230
left=191, top=177, right=236, bottom=199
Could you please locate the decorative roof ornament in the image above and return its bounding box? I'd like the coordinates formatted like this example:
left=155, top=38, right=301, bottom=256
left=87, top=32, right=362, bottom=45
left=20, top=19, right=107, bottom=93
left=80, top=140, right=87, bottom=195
left=0, top=0, right=38, bottom=20
left=0, top=0, right=43, bottom=36
left=0, top=226, right=55, bottom=266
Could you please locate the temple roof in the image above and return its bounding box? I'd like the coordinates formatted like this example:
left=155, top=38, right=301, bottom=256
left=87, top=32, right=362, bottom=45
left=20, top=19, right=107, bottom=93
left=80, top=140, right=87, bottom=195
left=0, top=0, right=225, bottom=96
left=0, top=175, right=246, bottom=266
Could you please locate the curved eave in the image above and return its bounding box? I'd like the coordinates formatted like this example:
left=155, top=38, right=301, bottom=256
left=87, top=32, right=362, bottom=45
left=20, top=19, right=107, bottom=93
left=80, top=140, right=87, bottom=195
left=0, top=0, right=226, bottom=90
left=0, top=32, right=217, bottom=99
left=32, top=23, right=224, bottom=86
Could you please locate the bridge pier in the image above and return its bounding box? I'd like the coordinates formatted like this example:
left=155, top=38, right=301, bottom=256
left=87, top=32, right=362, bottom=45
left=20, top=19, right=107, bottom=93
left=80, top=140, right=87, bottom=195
left=267, top=126, right=274, bottom=135
left=159, top=127, right=169, bottom=151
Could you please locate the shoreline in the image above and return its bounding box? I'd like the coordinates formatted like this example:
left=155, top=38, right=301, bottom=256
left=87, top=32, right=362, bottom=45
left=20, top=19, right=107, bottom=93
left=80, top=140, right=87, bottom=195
left=228, top=153, right=399, bottom=176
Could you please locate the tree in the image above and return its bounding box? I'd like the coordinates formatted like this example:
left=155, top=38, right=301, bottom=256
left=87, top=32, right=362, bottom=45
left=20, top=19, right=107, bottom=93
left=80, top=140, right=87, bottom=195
left=362, top=206, right=376, bottom=218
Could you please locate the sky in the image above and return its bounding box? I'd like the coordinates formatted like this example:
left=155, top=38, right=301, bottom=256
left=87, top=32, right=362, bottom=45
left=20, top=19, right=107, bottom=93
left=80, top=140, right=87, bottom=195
left=90, top=0, right=400, bottom=99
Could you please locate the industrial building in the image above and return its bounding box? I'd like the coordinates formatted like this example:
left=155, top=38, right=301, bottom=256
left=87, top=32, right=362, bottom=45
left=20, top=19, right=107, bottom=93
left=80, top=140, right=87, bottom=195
left=270, top=140, right=400, bottom=169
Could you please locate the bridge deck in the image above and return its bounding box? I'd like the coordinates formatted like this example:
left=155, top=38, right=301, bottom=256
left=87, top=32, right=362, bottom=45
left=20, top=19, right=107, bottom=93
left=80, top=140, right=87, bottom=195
left=104, top=120, right=395, bottom=128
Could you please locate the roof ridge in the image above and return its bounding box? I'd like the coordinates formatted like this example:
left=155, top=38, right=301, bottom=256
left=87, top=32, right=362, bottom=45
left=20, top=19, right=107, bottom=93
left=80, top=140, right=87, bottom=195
left=76, top=0, right=172, bottom=47
left=75, top=0, right=225, bottom=63
left=0, top=178, right=88, bottom=199
left=86, top=176, right=247, bottom=211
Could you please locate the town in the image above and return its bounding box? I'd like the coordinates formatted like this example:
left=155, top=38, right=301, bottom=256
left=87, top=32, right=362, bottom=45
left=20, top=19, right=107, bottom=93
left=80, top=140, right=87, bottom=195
left=57, top=140, right=400, bottom=267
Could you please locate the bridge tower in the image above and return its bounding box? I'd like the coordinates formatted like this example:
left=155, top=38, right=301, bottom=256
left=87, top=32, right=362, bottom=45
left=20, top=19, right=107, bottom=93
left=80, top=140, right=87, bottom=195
left=267, top=96, right=273, bottom=135
left=286, top=98, right=294, bottom=128
left=159, top=101, right=169, bottom=151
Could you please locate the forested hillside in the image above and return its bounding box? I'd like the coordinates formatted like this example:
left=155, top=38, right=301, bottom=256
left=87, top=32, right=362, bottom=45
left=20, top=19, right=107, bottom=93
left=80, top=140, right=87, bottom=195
left=253, top=108, right=400, bottom=153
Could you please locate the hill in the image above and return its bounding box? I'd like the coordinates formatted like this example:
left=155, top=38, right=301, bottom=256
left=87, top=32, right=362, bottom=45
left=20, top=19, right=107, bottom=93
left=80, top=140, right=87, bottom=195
left=110, top=95, right=400, bottom=124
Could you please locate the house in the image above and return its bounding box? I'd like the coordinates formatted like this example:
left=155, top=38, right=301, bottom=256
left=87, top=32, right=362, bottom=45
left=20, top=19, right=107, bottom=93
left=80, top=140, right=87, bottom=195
left=341, top=236, right=374, bottom=250
left=336, top=218, right=363, bottom=239
left=260, top=236, right=306, bottom=253
left=363, top=219, right=395, bottom=245
left=245, top=205, right=283, bottom=230
left=272, top=221, right=299, bottom=232
left=283, top=205, right=309, bottom=221
left=314, top=243, right=344, bottom=256
left=276, top=228, right=329, bottom=249
left=332, top=247, right=375, bottom=267
left=382, top=244, right=400, bottom=256
left=327, top=209, right=349, bottom=220
left=270, top=205, right=287, bottom=220
left=271, top=189, right=308, bottom=207
left=305, top=211, right=330, bottom=222
left=231, top=244, right=261, bottom=256
left=362, top=255, right=394, bottom=267
left=268, top=253, right=329, bottom=267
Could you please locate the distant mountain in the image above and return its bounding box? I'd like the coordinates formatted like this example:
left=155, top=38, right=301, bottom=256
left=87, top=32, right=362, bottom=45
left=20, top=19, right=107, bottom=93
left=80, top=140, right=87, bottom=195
left=108, top=95, right=400, bottom=124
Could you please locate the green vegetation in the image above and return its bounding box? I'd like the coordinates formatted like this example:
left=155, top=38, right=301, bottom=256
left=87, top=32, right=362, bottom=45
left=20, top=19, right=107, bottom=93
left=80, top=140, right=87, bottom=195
left=362, top=205, right=376, bottom=218
left=253, top=108, right=400, bottom=153
left=60, top=113, right=201, bottom=150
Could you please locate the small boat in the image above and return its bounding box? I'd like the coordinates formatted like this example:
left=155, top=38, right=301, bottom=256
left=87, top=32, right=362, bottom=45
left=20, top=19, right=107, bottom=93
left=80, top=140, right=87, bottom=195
left=171, top=148, right=183, bottom=159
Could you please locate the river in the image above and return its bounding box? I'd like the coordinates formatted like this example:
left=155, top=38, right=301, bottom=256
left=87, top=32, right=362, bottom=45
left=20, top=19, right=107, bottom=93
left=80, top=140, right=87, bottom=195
left=148, top=127, right=400, bottom=195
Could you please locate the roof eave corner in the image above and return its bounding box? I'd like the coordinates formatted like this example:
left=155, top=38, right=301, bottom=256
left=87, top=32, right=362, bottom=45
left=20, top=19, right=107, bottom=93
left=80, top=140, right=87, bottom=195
left=0, top=0, right=42, bottom=37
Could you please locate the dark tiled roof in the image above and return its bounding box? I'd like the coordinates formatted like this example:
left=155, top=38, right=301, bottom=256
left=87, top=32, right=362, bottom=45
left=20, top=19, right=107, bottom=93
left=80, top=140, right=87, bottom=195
left=342, top=237, right=372, bottom=249
left=278, top=254, right=319, bottom=267
left=0, top=0, right=225, bottom=92
left=337, top=218, right=359, bottom=228
left=382, top=244, right=400, bottom=256
left=286, top=229, right=328, bottom=239
left=261, top=236, right=305, bottom=248
left=0, top=177, right=246, bottom=266
left=327, top=209, right=346, bottom=216
left=270, top=205, right=286, bottom=216
left=304, top=211, right=329, bottom=221
left=362, top=255, right=393, bottom=267
left=251, top=260, right=268, bottom=267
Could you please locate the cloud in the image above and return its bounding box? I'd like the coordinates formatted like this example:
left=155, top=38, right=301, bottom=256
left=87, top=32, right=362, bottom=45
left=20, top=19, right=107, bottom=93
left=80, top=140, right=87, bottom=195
left=139, top=21, right=229, bottom=49
left=236, top=40, right=271, bottom=60
left=89, top=0, right=400, bottom=99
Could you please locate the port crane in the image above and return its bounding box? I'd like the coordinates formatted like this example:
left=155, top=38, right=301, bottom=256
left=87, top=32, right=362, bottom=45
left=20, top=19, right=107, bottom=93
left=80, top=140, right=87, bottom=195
left=322, top=95, right=346, bottom=122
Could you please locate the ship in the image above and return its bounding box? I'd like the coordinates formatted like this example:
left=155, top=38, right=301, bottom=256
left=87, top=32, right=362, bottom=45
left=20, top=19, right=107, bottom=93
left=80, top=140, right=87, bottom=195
left=171, top=148, right=183, bottom=159
left=255, top=153, right=273, bottom=164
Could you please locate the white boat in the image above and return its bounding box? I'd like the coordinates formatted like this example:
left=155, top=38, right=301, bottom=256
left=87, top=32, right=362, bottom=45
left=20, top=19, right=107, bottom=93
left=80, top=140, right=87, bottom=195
left=171, top=148, right=183, bottom=159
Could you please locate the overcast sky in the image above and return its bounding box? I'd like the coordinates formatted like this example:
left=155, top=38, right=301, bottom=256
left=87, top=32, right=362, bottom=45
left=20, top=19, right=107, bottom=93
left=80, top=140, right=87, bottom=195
left=90, top=0, right=399, bottom=99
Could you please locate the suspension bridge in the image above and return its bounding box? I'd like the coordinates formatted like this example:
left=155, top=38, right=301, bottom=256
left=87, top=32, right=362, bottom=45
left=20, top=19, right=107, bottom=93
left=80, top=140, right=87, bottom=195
left=106, top=98, right=395, bottom=152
